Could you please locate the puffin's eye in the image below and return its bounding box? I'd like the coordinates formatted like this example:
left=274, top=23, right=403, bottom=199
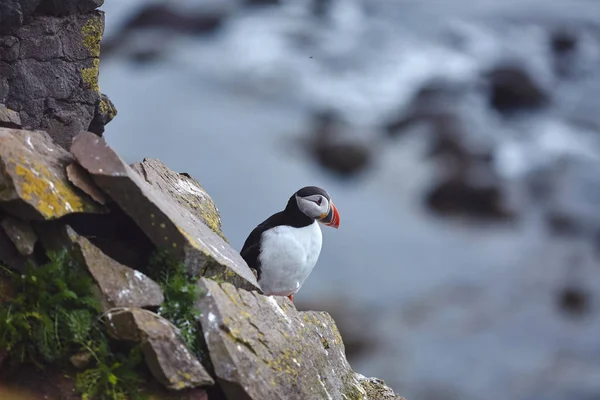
left=316, top=197, right=322, bottom=206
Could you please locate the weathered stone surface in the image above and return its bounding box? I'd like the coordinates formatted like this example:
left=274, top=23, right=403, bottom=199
left=196, top=278, right=403, bottom=400
left=0, top=104, right=22, bottom=129
left=358, top=375, right=406, bottom=400
left=66, top=162, right=107, bottom=205
left=71, top=132, right=259, bottom=291
left=0, top=0, right=41, bottom=35
left=131, top=158, right=227, bottom=241
left=88, top=93, right=117, bottom=135
left=35, top=0, right=104, bottom=16
left=2, top=11, right=112, bottom=149
left=0, top=218, right=31, bottom=272
left=0, top=128, right=102, bottom=219
left=0, top=215, right=37, bottom=255
left=104, top=307, right=214, bottom=390
left=37, top=223, right=163, bottom=310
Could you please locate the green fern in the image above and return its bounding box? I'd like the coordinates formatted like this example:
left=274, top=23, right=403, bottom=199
left=147, top=250, right=202, bottom=353
left=0, top=251, right=146, bottom=400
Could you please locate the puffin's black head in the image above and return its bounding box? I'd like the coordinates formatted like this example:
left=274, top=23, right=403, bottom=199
left=289, top=186, right=340, bottom=228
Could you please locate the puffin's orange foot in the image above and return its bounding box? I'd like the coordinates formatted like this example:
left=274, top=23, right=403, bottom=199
left=287, top=294, right=294, bottom=303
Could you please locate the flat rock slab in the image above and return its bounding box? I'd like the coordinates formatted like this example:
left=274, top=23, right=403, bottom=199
left=131, top=158, right=227, bottom=242
left=0, top=215, right=37, bottom=255
left=196, top=278, right=404, bottom=400
left=104, top=307, right=214, bottom=390
left=38, top=223, right=163, bottom=310
left=0, top=104, right=21, bottom=129
left=0, top=128, right=102, bottom=219
left=71, top=132, right=258, bottom=291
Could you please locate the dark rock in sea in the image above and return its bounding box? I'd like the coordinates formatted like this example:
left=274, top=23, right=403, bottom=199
left=557, top=286, right=590, bottom=317
left=244, top=0, right=282, bottom=6
left=484, top=65, right=550, bottom=114
left=70, top=132, right=259, bottom=290
left=385, top=80, right=464, bottom=138
left=550, top=29, right=578, bottom=55
left=305, top=110, right=372, bottom=177
left=105, top=307, right=214, bottom=390
left=425, top=177, right=514, bottom=221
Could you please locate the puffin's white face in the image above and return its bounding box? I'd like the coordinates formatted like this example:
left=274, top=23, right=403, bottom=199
left=296, top=194, right=330, bottom=219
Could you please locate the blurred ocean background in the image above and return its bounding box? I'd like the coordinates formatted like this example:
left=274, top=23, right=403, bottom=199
left=98, top=1, right=600, bottom=399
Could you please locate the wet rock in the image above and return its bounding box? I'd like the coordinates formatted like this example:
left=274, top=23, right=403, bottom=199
left=70, top=132, right=259, bottom=291
left=557, top=286, right=590, bottom=317
left=196, top=278, right=403, bottom=400
left=37, top=223, right=164, bottom=310
left=485, top=65, right=549, bottom=113
left=0, top=128, right=102, bottom=220
left=0, top=104, right=21, bottom=129
left=2, top=11, right=107, bottom=149
left=65, top=162, right=107, bottom=205
left=0, top=215, right=37, bottom=255
left=35, top=0, right=104, bottom=16
left=130, top=158, right=227, bottom=241
left=385, top=80, right=464, bottom=137
left=425, top=177, right=514, bottom=221
left=104, top=307, right=214, bottom=390
left=305, top=111, right=372, bottom=177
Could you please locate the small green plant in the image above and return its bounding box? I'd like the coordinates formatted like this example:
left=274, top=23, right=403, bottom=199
left=0, top=251, right=146, bottom=400
left=147, top=250, right=202, bottom=352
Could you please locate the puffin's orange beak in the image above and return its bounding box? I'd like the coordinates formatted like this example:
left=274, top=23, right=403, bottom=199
left=319, top=202, right=340, bottom=229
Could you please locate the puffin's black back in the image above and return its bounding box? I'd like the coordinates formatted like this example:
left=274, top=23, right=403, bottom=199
left=240, top=191, right=315, bottom=279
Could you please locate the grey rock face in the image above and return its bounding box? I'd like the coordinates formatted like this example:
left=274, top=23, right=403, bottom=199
left=196, top=278, right=403, bottom=400
left=104, top=307, right=215, bottom=390
left=0, top=9, right=116, bottom=149
left=71, top=131, right=259, bottom=291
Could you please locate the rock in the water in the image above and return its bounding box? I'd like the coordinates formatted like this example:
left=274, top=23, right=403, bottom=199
left=0, top=104, right=22, bottom=129
left=37, top=223, right=164, bottom=310
left=70, top=132, right=259, bottom=291
left=104, top=307, right=214, bottom=390
left=304, top=110, right=372, bottom=177
left=2, top=11, right=110, bottom=148
left=0, top=215, right=37, bottom=255
left=425, top=177, right=514, bottom=221
left=196, top=278, right=403, bottom=400
left=130, top=158, right=227, bottom=241
left=485, top=65, right=549, bottom=113
left=0, top=128, right=102, bottom=219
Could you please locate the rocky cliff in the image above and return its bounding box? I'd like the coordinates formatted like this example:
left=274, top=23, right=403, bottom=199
left=0, top=2, right=404, bottom=400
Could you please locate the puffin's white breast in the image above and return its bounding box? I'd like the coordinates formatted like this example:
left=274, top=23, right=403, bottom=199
left=258, top=221, right=323, bottom=297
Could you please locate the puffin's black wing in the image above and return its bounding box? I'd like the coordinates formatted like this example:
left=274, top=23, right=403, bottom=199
left=240, top=212, right=285, bottom=280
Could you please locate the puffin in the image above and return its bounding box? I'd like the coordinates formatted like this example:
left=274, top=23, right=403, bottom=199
left=240, top=186, right=340, bottom=303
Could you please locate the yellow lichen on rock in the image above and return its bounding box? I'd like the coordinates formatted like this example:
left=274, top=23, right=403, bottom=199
left=81, top=16, right=103, bottom=58
left=81, top=58, right=100, bottom=92
left=13, top=161, right=95, bottom=219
